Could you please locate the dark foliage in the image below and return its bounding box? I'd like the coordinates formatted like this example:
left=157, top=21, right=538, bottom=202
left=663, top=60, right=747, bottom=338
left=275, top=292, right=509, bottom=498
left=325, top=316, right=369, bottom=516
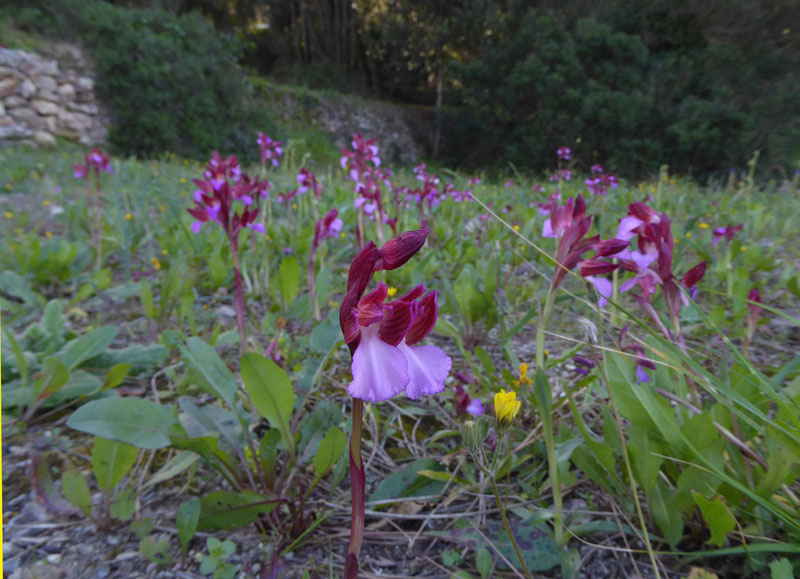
left=13, top=0, right=276, bottom=160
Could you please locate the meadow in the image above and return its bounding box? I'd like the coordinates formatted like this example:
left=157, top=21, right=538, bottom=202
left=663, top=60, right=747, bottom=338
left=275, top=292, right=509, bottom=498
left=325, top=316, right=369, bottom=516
left=2, top=139, right=800, bottom=579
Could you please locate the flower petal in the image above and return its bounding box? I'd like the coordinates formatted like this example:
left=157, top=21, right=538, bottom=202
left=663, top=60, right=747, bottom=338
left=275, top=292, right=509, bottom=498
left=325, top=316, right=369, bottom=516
left=348, top=326, right=409, bottom=402
left=399, top=342, right=451, bottom=400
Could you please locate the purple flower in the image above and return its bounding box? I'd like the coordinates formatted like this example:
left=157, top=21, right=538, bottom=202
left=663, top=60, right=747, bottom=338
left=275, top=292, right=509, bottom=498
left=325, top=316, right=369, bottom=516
left=340, top=229, right=451, bottom=402
left=466, top=398, right=484, bottom=415
left=557, top=147, right=571, bottom=161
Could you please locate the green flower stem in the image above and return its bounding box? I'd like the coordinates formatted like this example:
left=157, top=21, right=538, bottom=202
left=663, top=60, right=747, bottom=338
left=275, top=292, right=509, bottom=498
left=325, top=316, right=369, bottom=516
left=488, top=472, right=532, bottom=579
left=535, top=289, right=564, bottom=547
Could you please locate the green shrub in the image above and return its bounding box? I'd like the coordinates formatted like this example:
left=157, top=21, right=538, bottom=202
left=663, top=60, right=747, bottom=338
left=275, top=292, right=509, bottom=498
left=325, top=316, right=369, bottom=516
left=20, top=0, right=272, bottom=160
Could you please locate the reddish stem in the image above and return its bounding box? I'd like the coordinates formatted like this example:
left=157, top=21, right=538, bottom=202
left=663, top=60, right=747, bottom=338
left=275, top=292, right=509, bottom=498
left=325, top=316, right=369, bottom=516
left=231, top=244, right=247, bottom=356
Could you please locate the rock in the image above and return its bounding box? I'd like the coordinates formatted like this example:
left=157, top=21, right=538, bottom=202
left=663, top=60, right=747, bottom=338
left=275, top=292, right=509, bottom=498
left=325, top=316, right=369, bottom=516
left=76, top=76, right=94, bottom=92
left=58, top=83, right=76, bottom=99
left=38, top=60, right=59, bottom=76
left=8, top=107, right=46, bottom=130
left=19, top=78, right=36, bottom=98
left=31, top=99, right=61, bottom=116
left=34, top=130, right=57, bottom=146
left=0, top=65, right=14, bottom=79
left=58, top=110, right=92, bottom=132
left=4, top=95, right=25, bottom=108
left=0, top=77, right=18, bottom=98
left=0, top=102, right=5, bottom=116
left=32, top=75, right=58, bottom=94
left=68, top=102, right=98, bottom=115
left=0, top=48, right=24, bottom=68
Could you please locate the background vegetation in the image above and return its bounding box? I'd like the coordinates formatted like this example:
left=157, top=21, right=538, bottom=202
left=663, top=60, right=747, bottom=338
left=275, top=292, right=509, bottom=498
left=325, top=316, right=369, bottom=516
left=3, top=0, right=798, bottom=177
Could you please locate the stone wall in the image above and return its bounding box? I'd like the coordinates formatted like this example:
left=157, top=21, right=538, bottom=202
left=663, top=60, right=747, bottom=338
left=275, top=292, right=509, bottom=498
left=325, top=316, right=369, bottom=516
left=0, top=45, right=108, bottom=148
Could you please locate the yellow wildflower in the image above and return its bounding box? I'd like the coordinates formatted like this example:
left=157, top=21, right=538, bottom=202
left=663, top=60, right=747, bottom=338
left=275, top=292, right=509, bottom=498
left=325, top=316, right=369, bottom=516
left=740, top=246, right=747, bottom=252
left=4, top=211, right=12, bottom=219
left=125, top=213, right=133, bottom=220
left=43, top=200, right=51, bottom=207
left=685, top=232, right=692, bottom=238
left=513, top=224, right=520, bottom=231
left=494, top=390, right=521, bottom=426
left=387, top=287, right=398, bottom=298
left=514, top=363, right=532, bottom=389
left=179, top=177, right=186, bottom=184
left=151, top=257, right=161, bottom=270
left=162, top=249, right=168, bottom=255
left=698, top=222, right=709, bottom=230
left=292, top=204, right=297, bottom=210
left=45, top=231, right=53, bottom=238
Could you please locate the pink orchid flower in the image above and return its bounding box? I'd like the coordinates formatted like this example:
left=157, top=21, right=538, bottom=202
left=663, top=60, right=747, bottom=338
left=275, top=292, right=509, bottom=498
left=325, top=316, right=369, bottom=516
left=339, top=229, right=452, bottom=402
left=712, top=224, right=743, bottom=246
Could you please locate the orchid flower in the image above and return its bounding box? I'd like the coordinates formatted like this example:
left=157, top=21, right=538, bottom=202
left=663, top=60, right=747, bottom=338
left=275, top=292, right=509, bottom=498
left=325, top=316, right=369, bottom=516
left=74, top=148, right=113, bottom=270
left=585, top=165, right=619, bottom=196
left=257, top=133, right=283, bottom=168
left=187, top=153, right=267, bottom=242
left=712, top=223, right=744, bottom=246
left=187, top=152, right=269, bottom=353
left=341, top=228, right=446, bottom=578
left=557, top=146, right=571, bottom=161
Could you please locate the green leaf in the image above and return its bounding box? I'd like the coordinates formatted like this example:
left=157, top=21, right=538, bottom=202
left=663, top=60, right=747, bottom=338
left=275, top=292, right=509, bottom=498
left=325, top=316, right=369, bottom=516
left=62, top=468, right=92, bottom=517
left=177, top=498, right=201, bottom=558
left=198, top=490, right=278, bottom=531
left=241, top=353, right=295, bottom=448
left=140, top=278, right=156, bottom=319
left=32, top=357, right=69, bottom=400
left=279, top=257, right=300, bottom=308
left=313, top=426, right=346, bottom=481
left=102, top=363, right=132, bottom=390
left=179, top=337, right=237, bottom=405
left=130, top=518, right=154, bottom=540
left=476, top=547, right=492, bottom=579
left=67, top=398, right=178, bottom=449
left=691, top=492, right=736, bottom=547
left=60, top=326, right=118, bottom=371
left=110, top=488, right=136, bottom=521
left=42, top=299, right=65, bottom=337
left=627, top=425, right=663, bottom=495
left=651, top=479, right=683, bottom=548
left=769, top=558, right=794, bottom=579
left=143, top=451, right=199, bottom=489
left=140, top=535, right=171, bottom=566
left=309, top=320, right=340, bottom=354
left=92, top=437, right=139, bottom=493
left=370, top=458, right=447, bottom=505
left=428, top=518, right=560, bottom=572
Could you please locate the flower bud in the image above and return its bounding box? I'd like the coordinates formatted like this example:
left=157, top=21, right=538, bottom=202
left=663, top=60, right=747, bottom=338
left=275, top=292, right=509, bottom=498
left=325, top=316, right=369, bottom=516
left=461, top=420, right=482, bottom=454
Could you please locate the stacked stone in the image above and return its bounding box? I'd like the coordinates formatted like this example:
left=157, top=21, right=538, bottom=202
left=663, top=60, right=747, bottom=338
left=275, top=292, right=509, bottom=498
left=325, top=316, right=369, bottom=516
left=0, top=46, right=107, bottom=148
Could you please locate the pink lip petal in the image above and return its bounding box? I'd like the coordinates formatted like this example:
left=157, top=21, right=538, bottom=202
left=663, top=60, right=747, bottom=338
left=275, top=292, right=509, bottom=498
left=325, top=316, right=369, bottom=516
left=398, top=342, right=451, bottom=400
left=347, top=326, right=409, bottom=402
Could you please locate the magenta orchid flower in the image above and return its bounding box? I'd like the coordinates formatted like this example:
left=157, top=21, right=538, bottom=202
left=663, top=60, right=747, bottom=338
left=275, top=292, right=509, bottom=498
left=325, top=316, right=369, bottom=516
left=257, top=133, right=283, bottom=168
left=74, top=148, right=112, bottom=178
left=557, top=146, right=571, bottom=161
left=297, top=168, right=323, bottom=200
left=712, top=223, right=743, bottom=246
left=187, top=153, right=268, bottom=243
left=339, top=228, right=451, bottom=401
left=617, top=202, right=661, bottom=241
left=585, top=165, right=619, bottom=196
left=542, top=195, right=586, bottom=239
